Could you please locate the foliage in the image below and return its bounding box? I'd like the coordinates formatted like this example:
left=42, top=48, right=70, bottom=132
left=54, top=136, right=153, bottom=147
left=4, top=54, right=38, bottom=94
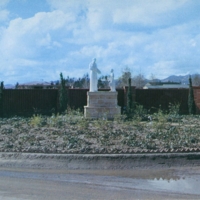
left=73, top=73, right=90, bottom=88
left=81, top=73, right=90, bottom=88
left=152, top=107, right=168, bottom=130
left=188, top=75, right=196, bottom=114
left=98, top=75, right=109, bottom=89
left=168, top=102, right=181, bottom=122
left=117, top=66, right=132, bottom=87
left=132, top=73, right=146, bottom=88
left=134, top=104, right=147, bottom=119
left=1, top=109, right=200, bottom=153
left=0, top=82, right=4, bottom=117
left=168, top=102, right=180, bottom=116
left=30, top=114, right=44, bottom=127
left=149, top=73, right=157, bottom=81
left=59, top=73, right=68, bottom=113
left=15, top=82, right=19, bottom=89
left=192, top=74, right=200, bottom=86
left=127, top=78, right=133, bottom=117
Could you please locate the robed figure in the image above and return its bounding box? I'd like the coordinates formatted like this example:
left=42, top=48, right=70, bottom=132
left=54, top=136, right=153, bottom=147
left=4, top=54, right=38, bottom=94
left=89, top=58, right=101, bottom=92
left=109, top=69, right=116, bottom=92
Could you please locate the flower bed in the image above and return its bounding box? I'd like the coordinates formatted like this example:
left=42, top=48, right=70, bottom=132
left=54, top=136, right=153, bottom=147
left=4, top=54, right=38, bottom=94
left=0, top=110, right=200, bottom=154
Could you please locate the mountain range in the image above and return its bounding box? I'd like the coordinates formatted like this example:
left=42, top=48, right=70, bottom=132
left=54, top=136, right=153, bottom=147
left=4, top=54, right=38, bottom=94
left=161, top=75, right=191, bottom=84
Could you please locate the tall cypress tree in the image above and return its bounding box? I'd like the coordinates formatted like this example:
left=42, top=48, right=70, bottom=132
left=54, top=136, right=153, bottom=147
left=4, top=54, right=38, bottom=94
left=127, top=78, right=132, bottom=114
left=0, top=82, right=4, bottom=117
left=59, top=73, right=68, bottom=113
left=188, top=75, right=196, bottom=114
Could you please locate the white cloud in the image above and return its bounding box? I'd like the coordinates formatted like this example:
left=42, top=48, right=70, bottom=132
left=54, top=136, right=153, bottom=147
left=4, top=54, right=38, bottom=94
left=37, top=33, right=51, bottom=47
left=47, top=0, right=86, bottom=12
left=0, top=9, right=9, bottom=21
left=0, top=0, right=200, bottom=84
left=0, top=10, right=75, bottom=58
left=0, top=0, right=9, bottom=7
left=47, top=0, right=190, bottom=29
left=0, top=0, right=9, bottom=22
left=149, top=61, right=178, bottom=79
left=113, top=0, right=188, bottom=25
left=0, top=8, right=78, bottom=83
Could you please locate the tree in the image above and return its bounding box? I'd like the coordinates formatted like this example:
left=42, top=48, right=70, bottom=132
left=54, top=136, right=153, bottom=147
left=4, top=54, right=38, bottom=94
left=132, top=73, right=146, bottom=88
left=127, top=78, right=133, bottom=116
left=59, top=73, right=68, bottom=113
left=117, top=66, right=132, bottom=87
left=65, top=76, right=75, bottom=88
left=98, top=76, right=104, bottom=89
left=81, top=73, right=90, bottom=89
left=0, top=82, right=4, bottom=117
left=55, top=80, right=59, bottom=86
left=188, top=75, right=196, bottom=114
left=150, top=73, right=157, bottom=82
left=68, top=74, right=90, bottom=89
left=98, top=75, right=109, bottom=89
left=192, top=74, right=200, bottom=86
left=73, top=78, right=82, bottom=88
left=15, top=82, right=19, bottom=89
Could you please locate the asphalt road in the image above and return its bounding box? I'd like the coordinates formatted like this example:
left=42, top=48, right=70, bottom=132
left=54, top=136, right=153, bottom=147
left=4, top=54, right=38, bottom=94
left=0, top=167, right=200, bottom=200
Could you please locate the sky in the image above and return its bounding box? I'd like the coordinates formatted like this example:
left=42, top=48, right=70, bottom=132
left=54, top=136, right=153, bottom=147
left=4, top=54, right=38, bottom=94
left=0, top=0, right=200, bottom=84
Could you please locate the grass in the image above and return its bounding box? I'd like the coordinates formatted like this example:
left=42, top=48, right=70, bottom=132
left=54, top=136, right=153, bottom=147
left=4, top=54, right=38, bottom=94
left=0, top=106, right=200, bottom=153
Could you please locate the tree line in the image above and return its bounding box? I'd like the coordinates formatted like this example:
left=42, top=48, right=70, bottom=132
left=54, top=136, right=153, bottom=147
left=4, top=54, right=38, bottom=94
left=15, top=67, right=200, bottom=89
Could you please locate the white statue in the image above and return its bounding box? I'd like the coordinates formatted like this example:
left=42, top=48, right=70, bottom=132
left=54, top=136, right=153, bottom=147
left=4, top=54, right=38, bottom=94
left=109, top=69, right=116, bottom=91
left=89, top=58, right=101, bottom=92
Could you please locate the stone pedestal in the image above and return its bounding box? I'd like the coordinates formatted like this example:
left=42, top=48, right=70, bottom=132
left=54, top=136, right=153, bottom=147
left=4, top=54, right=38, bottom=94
left=84, top=91, right=121, bottom=119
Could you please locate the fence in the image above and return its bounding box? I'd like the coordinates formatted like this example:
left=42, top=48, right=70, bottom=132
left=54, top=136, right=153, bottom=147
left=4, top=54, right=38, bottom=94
left=135, top=89, right=189, bottom=114
left=1, top=87, right=200, bottom=117
left=3, top=89, right=58, bottom=116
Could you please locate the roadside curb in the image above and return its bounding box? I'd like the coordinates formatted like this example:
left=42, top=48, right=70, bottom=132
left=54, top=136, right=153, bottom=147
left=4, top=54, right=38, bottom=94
left=0, top=152, right=200, bottom=169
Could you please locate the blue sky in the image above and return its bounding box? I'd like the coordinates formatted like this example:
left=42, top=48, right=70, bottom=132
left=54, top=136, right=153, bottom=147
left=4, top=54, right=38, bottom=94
left=0, top=0, right=200, bottom=84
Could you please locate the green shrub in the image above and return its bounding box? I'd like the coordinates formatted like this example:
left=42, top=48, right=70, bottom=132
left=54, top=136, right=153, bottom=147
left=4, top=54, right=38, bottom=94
left=134, top=104, right=147, bottom=119
left=127, top=78, right=132, bottom=113
left=168, top=102, right=180, bottom=116
left=30, top=114, right=44, bottom=127
left=0, top=82, right=4, bottom=117
left=125, top=78, right=134, bottom=119
left=59, top=73, right=68, bottom=113
left=188, top=75, right=196, bottom=114
left=152, top=107, right=168, bottom=130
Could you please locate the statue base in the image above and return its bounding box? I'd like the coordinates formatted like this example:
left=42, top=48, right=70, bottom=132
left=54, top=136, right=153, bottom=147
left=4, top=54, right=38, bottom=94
left=84, top=91, right=121, bottom=119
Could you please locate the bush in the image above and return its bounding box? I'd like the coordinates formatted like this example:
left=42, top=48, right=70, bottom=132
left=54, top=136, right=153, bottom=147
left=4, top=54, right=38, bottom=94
left=126, top=78, right=134, bottom=119
left=188, top=75, right=196, bottom=114
left=0, top=82, right=4, bottom=117
left=59, top=73, right=68, bottom=113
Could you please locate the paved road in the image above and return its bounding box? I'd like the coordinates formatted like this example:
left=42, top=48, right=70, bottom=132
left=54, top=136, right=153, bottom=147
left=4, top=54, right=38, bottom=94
left=0, top=167, right=200, bottom=200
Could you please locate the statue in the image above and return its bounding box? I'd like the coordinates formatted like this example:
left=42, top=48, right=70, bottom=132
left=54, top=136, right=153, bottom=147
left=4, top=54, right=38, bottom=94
left=109, top=69, right=116, bottom=91
left=89, top=58, right=101, bottom=92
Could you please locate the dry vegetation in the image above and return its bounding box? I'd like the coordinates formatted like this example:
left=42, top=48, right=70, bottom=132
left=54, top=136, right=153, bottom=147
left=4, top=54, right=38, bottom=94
left=0, top=107, right=200, bottom=154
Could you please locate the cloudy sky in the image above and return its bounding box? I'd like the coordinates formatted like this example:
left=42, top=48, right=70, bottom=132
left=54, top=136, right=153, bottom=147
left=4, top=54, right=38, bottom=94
left=0, top=0, right=200, bottom=84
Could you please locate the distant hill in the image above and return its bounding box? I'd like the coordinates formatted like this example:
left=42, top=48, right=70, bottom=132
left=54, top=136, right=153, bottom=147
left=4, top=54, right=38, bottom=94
left=161, top=75, right=190, bottom=84
left=161, top=74, right=200, bottom=85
